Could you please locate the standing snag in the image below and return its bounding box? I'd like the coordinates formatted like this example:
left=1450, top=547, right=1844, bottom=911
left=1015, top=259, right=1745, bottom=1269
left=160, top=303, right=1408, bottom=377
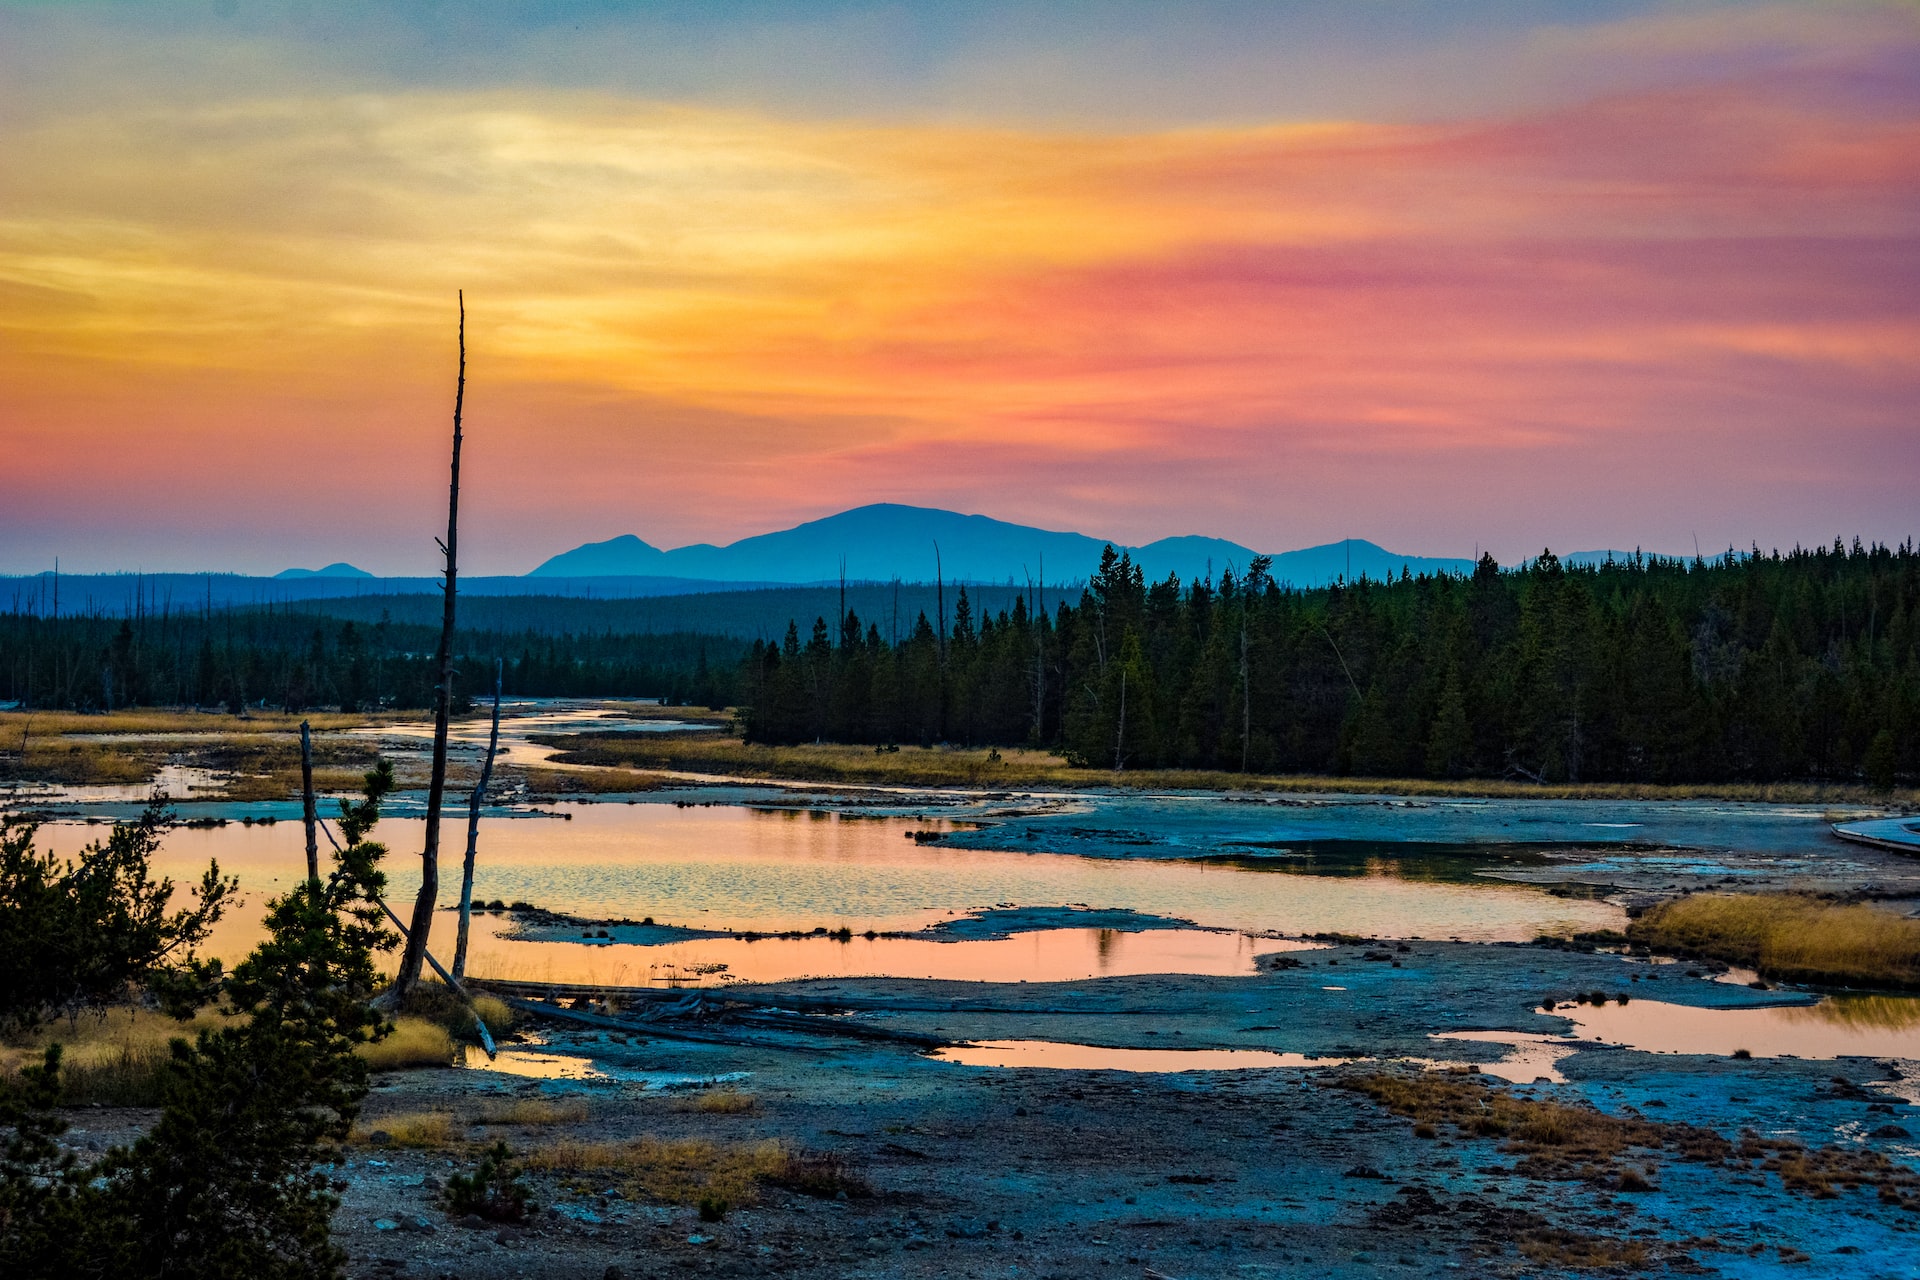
left=395, top=291, right=466, bottom=998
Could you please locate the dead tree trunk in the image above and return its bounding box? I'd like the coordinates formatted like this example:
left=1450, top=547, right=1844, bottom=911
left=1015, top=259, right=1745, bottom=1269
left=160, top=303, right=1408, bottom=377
left=396, top=291, right=466, bottom=998
left=300, top=719, right=318, bottom=883
left=452, top=658, right=502, bottom=982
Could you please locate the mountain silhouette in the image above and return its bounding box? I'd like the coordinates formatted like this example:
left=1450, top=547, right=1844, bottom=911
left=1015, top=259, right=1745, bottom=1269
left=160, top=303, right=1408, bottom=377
left=530, top=503, right=1472, bottom=587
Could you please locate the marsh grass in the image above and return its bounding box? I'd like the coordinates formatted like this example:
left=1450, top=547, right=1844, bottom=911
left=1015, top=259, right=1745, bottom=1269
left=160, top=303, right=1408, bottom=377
left=1518, top=1229, right=1649, bottom=1270
left=468, top=993, right=517, bottom=1035
left=539, top=732, right=1919, bottom=804
left=475, top=1097, right=588, bottom=1127
left=353, top=1111, right=458, bottom=1148
left=0, top=708, right=387, bottom=793
left=0, top=1006, right=228, bottom=1106
left=391, top=980, right=516, bottom=1044
left=678, top=1089, right=755, bottom=1115
left=356, top=1016, right=455, bottom=1071
left=509, top=766, right=671, bottom=795
left=522, top=1136, right=793, bottom=1206
left=1628, top=893, right=1920, bottom=988
left=1341, top=1071, right=1920, bottom=1209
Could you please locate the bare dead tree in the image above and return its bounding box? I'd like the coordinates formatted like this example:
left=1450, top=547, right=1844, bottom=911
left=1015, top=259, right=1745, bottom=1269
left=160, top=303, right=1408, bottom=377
left=395, top=290, right=466, bottom=998
left=452, top=658, right=502, bottom=982
left=1114, top=667, right=1127, bottom=772
left=300, top=719, right=318, bottom=883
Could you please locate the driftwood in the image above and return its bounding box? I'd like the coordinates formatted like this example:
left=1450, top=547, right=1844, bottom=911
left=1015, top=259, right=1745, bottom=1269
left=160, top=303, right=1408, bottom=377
left=491, top=994, right=844, bottom=1054
left=472, top=977, right=1167, bottom=1018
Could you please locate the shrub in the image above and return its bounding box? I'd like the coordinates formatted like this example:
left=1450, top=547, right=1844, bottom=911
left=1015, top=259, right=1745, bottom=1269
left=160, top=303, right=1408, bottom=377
left=0, top=759, right=398, bottom=1279
left=0, top=802, right=234, bottom=1032
left=445, top=1141, right=533, bottom=1222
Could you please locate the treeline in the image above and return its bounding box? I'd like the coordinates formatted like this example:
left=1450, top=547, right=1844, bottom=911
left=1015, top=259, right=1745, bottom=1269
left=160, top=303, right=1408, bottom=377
left=739, top=540, right=1919, bottom=786
left=0, top=606, right=743, bottom=711
left=273, top=582, right=1038, bottom=641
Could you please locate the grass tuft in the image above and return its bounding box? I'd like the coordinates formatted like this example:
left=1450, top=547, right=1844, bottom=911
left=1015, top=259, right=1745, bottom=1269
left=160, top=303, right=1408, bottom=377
left=523, top=1135, right=819, bottom=1206
left=678, top=1089, right=755, bottom=1115
left=354, top=1111, right=458, bottom=1148
left=0, top=1006, right=228, bottom=1106
left=476, top=1097, right=588, bottom=1127
left=357, top=1016, right=455, bottom=1071
left=1628, top=893, right=1920, bottom=988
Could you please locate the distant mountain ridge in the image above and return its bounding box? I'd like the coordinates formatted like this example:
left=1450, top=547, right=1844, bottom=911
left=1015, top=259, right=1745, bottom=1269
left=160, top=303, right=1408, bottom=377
left=275, top=562, right=373, bottom=580
left=531, top=503, right=1474, bottom=588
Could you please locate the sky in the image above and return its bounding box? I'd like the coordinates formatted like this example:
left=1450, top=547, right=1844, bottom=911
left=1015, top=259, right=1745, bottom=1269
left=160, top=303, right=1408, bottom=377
left=1, top=1, right=1916, bottom=576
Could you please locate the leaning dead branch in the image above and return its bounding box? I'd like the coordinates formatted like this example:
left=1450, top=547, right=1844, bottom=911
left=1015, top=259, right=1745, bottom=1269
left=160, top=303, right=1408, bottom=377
left=452, top=658, right=503, bottom=982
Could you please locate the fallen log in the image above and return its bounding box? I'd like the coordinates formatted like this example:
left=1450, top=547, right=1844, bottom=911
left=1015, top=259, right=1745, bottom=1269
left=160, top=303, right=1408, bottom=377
left=472, top=976, right=1165, bottom=1017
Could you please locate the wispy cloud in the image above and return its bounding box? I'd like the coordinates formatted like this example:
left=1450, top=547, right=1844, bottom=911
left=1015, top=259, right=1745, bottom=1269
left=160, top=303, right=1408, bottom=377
left=0, top=2, right=1915, bottom=571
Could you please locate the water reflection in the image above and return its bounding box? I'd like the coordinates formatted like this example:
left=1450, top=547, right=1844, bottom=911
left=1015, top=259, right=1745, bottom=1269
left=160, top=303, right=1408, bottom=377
left=461, top=924, right=1290, bottom=987
left=459, top=1043, right=606, bottom=1080
left=55, top=802, right=1623, bottom=979
left=1562, top=996, right=1920, bottom=1059
left=934, top=1040, right=1353, bottom=1071
left=1427, top=1031, right=1576, bottom=1084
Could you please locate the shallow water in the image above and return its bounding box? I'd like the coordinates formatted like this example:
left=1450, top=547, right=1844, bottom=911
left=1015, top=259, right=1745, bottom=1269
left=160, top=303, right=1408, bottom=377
left=31, top=800, right=1622, bottom=983
left=460, top=924, right=1295, bottom=987
left=1561, top=995, right=1920, bottom=1060
left=350, top=700, right=710, bottom=772
left=933, top=1041, right=1352, bottom=1071
left=1428, top=1031, right=1579, bottom=1083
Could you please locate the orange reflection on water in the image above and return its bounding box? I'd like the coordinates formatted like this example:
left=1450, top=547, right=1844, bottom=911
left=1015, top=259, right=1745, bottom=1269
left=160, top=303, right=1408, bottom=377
left=459, top=1043, right=605, bottom=1079
left=1427, top=1031, right=1576, bottom=1084
left=1564, top=996, right=1920, bottom=1059
left=462, top=923, right=1298, bottom=987
left=933, top=1040, right=1352, bottom=1072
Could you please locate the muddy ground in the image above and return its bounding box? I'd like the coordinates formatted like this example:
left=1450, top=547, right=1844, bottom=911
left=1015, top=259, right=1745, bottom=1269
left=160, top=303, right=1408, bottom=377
left=272, top=939, right=1920, bottom=1280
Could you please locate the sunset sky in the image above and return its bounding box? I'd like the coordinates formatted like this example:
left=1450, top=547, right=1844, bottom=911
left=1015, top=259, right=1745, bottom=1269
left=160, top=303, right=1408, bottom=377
left=2, top=1, right=1916, bottom=576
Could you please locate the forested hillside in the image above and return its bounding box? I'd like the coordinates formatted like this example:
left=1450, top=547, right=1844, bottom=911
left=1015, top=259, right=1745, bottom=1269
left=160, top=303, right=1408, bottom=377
left=0, top=607, right=742, bottom=712
left=739, top=541, right=1918, bottom=786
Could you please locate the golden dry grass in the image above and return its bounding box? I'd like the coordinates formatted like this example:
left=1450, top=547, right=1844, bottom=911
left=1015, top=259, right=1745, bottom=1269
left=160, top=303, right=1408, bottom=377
left=353, top=1111, right=459, bottom=1148
left=508, top=766, right=671, bottom=795
left=523, top=1136, right=792, bottom=1206
left=0, top=1006, right=229, bottom=1106
left=0, top=708, right=381, bottom=739
left=469, top=993, right=517, bottom=1034
left=0, top=708, right=390, bottom=793
left=1341, top=1070, right=1920, bottom=1209
left=678, top=1089, right=755, bottom=1115
left=539, top=732, right=1920, bottom=804
left=475, top=1097, right=588, bottom=1127
left=1629, top=893, right=1920, bottom=988
left=356, top=1016, right=456, bottom=1071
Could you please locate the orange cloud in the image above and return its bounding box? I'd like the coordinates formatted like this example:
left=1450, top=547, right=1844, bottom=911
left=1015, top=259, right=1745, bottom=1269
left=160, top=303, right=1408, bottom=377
left=2, top=35, right=1917, bottom=570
